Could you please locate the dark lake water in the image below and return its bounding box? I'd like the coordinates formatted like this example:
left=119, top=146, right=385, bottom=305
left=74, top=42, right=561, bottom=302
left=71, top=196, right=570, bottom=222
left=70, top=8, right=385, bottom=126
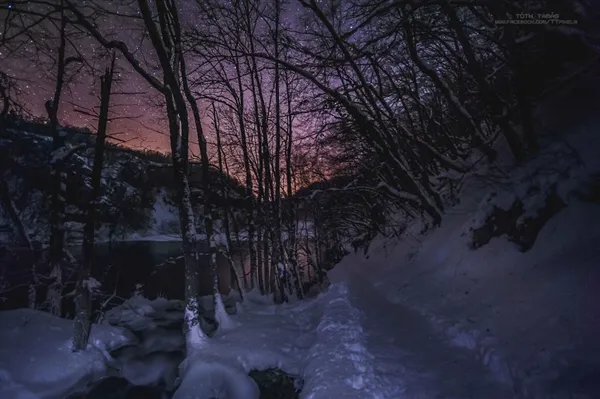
left=0, top=241, right=189, bottom=315
left=72, top=240, right=188, bottom=299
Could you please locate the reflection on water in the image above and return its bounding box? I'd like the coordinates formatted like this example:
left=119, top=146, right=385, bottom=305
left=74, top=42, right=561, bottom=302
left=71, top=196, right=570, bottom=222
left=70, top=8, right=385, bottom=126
left=70, top=241, right=187, bottom=300
left=0, top=238, right=324, bottom=314
left=0, top=241, right=191, bottom=314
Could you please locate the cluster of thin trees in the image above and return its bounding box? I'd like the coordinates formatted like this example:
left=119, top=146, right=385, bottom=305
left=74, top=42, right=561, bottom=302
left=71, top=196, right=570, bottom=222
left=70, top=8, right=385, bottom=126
left=1, top=0, right=596, bottom=353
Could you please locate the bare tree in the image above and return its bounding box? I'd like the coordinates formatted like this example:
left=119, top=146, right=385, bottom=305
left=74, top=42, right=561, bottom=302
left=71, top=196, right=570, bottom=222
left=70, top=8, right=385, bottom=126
left=46, top=3, right=84, bottom=317
left=72, top=52, right=116, bottom=351
left=283, top=67, right=303, bottom=299
left=65, top=0, right=210, bottom=348
left=211, top=102, right=245, bottom=303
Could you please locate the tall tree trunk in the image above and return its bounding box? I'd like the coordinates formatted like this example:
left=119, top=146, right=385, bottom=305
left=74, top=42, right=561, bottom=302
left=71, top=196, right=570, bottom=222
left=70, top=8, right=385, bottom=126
left=72, top=53, right=115, bottom=351
left=138, top=0, right=207, bottom=349
left=244, top=45, right=265, bottom=294
left=46, top=8, right=69, bottom=317
left=284, top=70, right=303, bottom=299
left=242, top=2, right=272, bottom=294
left=0, top=174, right=36, bottom=308
left=170, top=0, right=231, bottom=329
left=212, top=103, right=244, bottom=302
left=233, top=54, right=257, bottom=291
left=272, top=0, right=286, bottom=303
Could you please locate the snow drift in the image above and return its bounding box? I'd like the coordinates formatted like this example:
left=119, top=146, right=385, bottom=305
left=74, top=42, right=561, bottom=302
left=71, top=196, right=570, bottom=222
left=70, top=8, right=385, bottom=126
left=0, top=309, right=135, bottom=399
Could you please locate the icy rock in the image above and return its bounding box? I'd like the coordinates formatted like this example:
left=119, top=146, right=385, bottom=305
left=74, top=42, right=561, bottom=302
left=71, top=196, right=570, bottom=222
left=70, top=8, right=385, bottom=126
left=470, top=186, right=566, bottom=252
left=105, top=297, right=185, bottom=332
left=248, top=368, right=303, bottom=399
left=66, top=376, right=166, bottom=399
left=172, top=361, right=259, bottom=399
left=102, top=298, right=186, bottom=389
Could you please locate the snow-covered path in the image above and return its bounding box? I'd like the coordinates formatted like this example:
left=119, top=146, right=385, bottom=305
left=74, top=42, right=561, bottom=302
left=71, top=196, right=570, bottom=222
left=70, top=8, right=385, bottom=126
left=0, top=264, right=521, bottom=399
left=331, top=258, right=514, bottom=399
left=169, top=262, right=517, bottom=399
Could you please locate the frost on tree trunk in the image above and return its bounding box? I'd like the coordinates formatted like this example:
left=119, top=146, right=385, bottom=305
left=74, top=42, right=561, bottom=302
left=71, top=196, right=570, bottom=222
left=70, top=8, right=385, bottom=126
left=47, top=263, right=63, bottom=316
left=185, top=296, right=205, bottom=348
left=179, top=174, right=207, bottom=350
left=210, top=229, right=235, bottom=331
left=166, top=94, right=206, bottom=345
left=165, top=82, right=207, bottom=350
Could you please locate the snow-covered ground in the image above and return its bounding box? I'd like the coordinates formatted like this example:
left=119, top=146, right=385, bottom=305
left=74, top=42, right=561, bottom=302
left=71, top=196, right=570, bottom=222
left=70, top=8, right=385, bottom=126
left=3, top=197, right=598, bottom=397
left=0, top=263, right=527, bottom=399
left=0, top=309, right=136, bottom=399
left=2, top=203, right=598, bottom=399
left=2, top=289, right=404, bottom=399
left=0, top=265, right=522, bottom=399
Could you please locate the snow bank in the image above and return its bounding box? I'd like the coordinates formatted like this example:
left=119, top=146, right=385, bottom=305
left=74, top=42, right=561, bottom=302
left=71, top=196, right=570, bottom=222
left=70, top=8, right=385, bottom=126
left=103, top=293, right=313, bottom=398
left=301, top=283, right=385, bottom=399
left=174, top=298, right=315, bottom=398
left=173, top=280, right=402, bottom=399
left=172, top=361, right=259, bottom=399
left=0, top=309, right=136, bottom=399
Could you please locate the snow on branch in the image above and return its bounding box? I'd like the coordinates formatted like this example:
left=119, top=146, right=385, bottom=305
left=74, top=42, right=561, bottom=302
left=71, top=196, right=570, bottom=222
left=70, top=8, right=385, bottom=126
left=50, top=143, right=87, bottom=166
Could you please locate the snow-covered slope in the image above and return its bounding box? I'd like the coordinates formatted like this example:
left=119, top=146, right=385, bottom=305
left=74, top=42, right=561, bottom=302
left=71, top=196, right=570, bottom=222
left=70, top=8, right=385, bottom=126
left=328, top=123, right=600, bottom=398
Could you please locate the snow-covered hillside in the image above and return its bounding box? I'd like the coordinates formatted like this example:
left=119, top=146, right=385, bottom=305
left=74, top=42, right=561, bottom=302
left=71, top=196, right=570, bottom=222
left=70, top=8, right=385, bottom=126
left=327, top=117, right=600, bottom=398
left=0, top=123, right=246, bottom=245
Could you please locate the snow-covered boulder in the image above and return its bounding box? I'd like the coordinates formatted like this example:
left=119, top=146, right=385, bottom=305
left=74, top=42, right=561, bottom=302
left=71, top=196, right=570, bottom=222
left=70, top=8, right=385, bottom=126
left=103, top=296, right=186, bottom=390
left=0, top=309, right=136, bottom=399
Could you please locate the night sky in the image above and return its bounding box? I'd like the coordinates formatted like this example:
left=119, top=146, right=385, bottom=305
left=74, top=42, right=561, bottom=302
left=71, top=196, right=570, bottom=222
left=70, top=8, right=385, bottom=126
left=2, top=0, right=197, bottom=152
left=1, top=0, right=316, bottom=153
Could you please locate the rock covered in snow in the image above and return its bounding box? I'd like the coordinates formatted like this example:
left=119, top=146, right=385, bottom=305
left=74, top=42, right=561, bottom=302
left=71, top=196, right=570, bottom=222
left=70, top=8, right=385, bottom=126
left=0, top=309, right=136, bottom=399
left=105, top=296, right=185, bottom=332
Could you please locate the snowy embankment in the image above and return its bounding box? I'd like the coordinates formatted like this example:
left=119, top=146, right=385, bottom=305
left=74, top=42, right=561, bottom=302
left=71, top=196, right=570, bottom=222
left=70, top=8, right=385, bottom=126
left=301, top=283, right=388, bottom=399
left=173, top=287, right=389, bottom=399
left=330, top=123, right=600, bottom=398
left=0, top=309, right=135, bottom=399
left=0, top=288, right=388, bottom=398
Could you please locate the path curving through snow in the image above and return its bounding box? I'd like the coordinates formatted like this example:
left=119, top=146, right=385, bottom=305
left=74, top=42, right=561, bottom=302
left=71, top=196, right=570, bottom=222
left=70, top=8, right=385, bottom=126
left=1, top=270, right=516, bottom=399
left=329, top=255, right=515, bottom=399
